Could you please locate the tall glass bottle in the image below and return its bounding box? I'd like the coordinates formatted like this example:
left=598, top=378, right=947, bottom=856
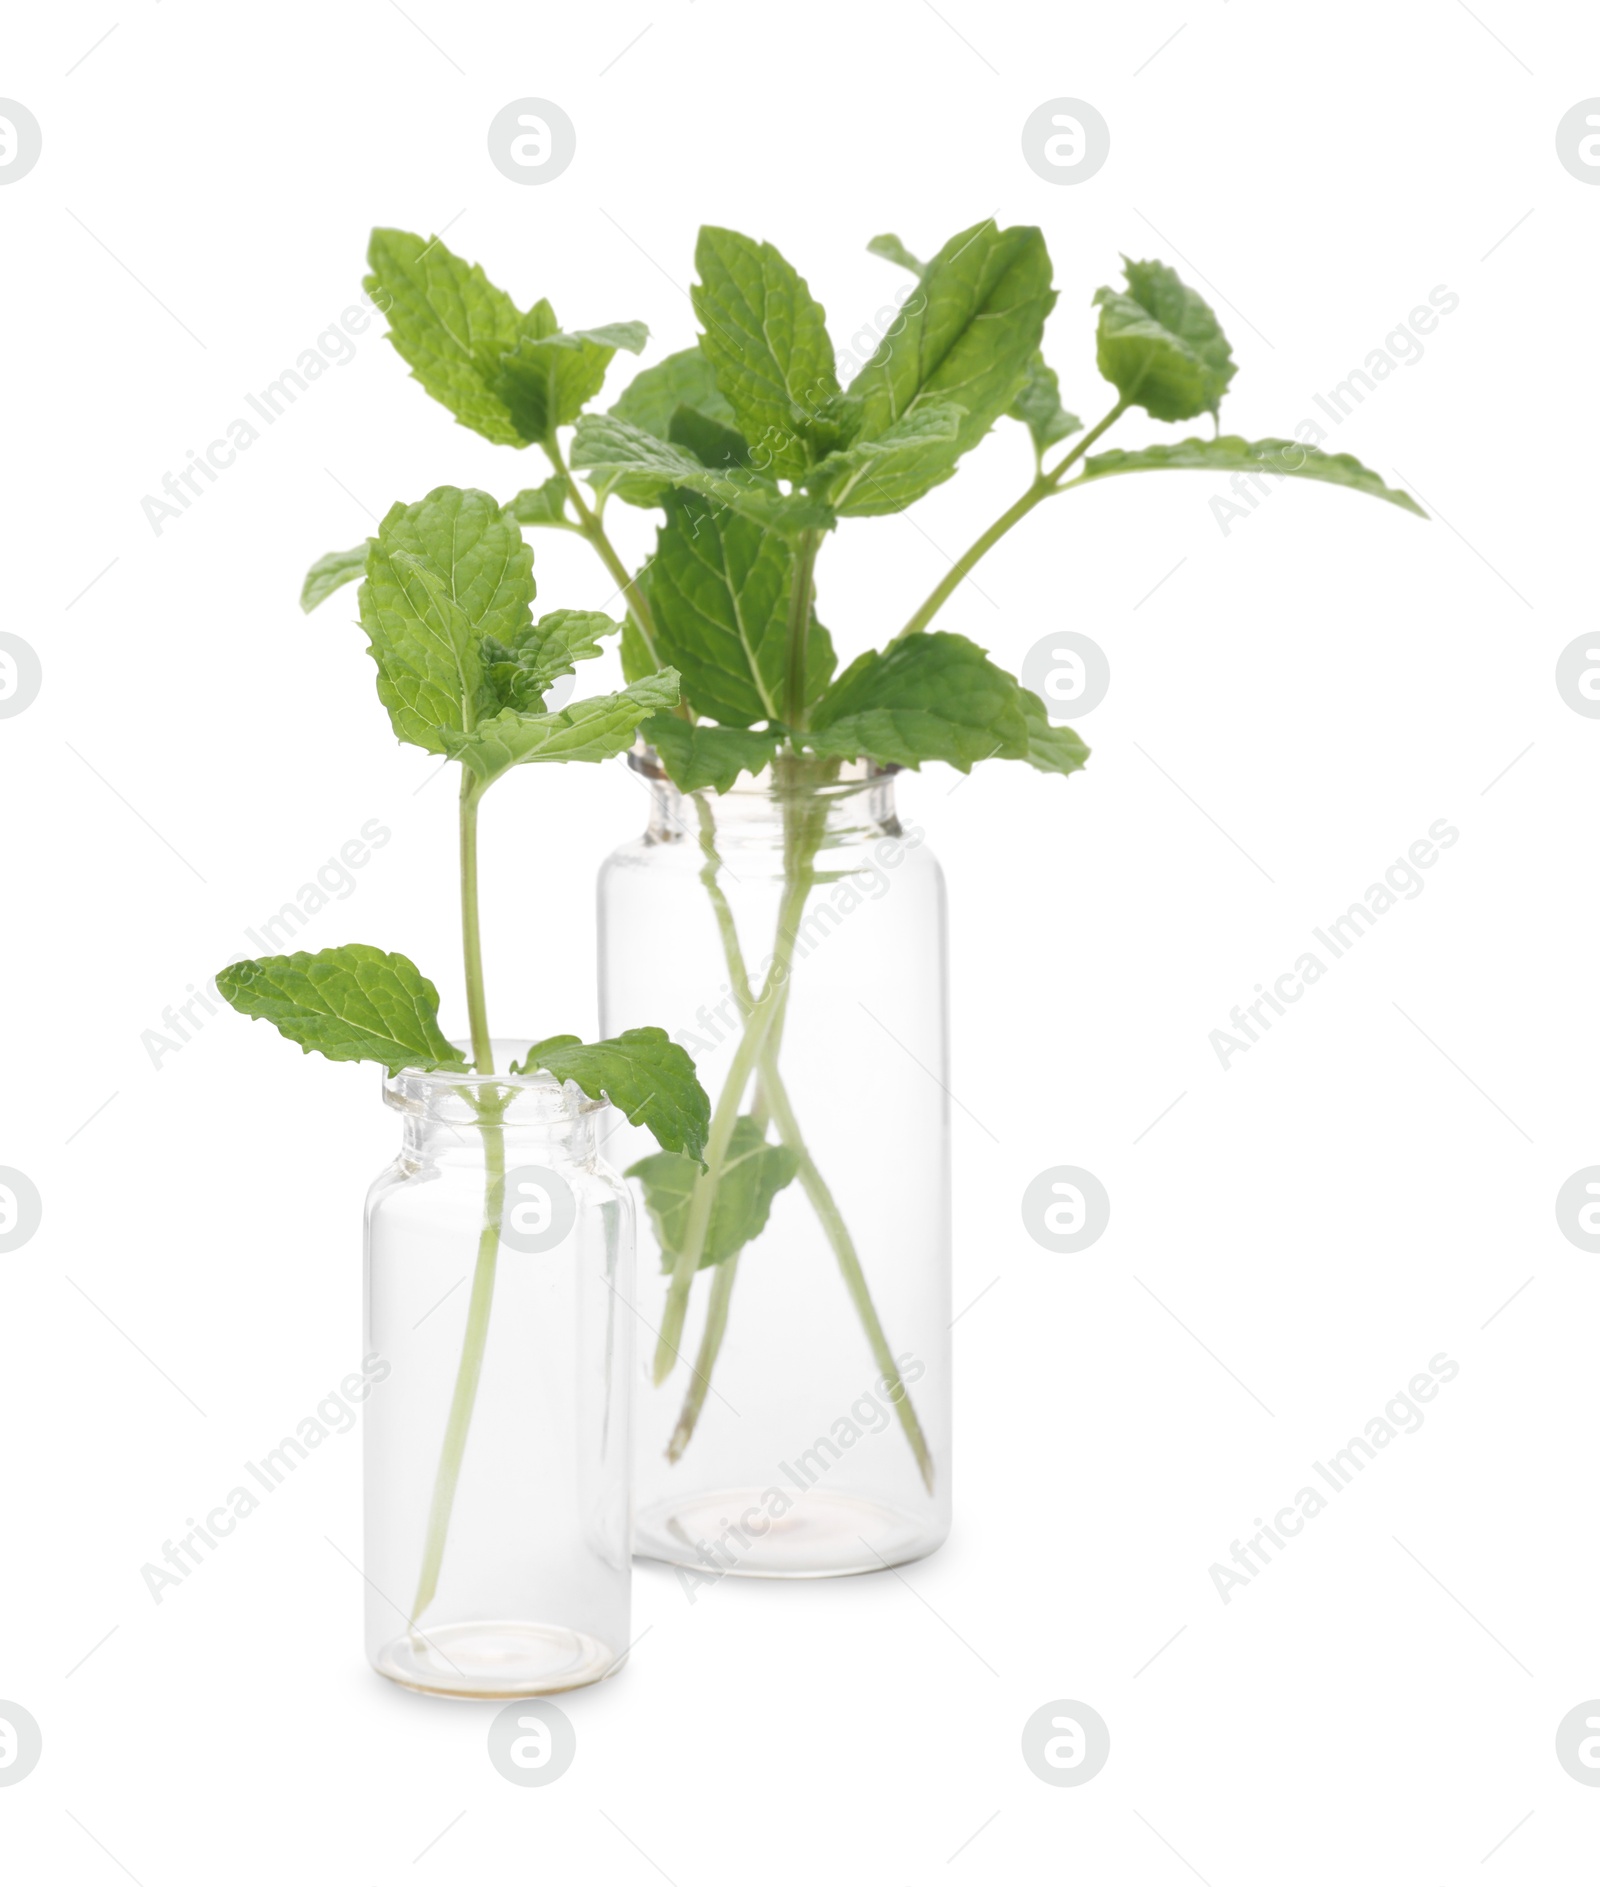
left=364, top=1053, right=633, bottom=1695
left=599, top=754, right=951, bottom=1578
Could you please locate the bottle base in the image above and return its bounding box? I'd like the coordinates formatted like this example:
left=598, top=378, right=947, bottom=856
left=372, top=1619, right=622, bottom=1699
left=634, top=1486, right=944, bottom=1578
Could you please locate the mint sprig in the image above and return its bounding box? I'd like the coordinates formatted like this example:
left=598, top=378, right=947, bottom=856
left=339, top=214, right=1429, bottom=1495
left=358, top=218, right=1421, bottom=796
left=225, top=486, right=706, bottom=1160
left=222, top=472, right=714, bottom=1631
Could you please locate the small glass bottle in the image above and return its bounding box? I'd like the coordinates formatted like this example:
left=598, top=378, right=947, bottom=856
left=364, top=1050, right=634, bottom=1696
left=599, top=755, right=952, bottom=1578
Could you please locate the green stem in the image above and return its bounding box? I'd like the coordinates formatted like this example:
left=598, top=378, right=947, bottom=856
left=758, top=1044, right=935, bottom=1492
left=692, top=791, right=753, bottom=1015
left=1040, top=397, right=1131, bottom=486
left=667, top=1018, right=936, bottom=1485
left=891, top=398, right=1129, bottom=643
left=652, top=777, right=825, bottom=1381
left=663, top=914, right=783, bottom=1463
left=409, top=767, right=504, bottom=1625
left=650, top=908, right=800, bottom=1382
left=663, top=769, right=933, bottom=1490
left=543, top=436, right=670, bottom=681
left=667, top=1248, right=740, bottom=1464
left=783, top=528, right=820, bottom=729
left=555, top=468, right=929, bottom=1475
left=408, top=1112, right=505, bottom=1622
left=458, top=773, right=493, bottom=1076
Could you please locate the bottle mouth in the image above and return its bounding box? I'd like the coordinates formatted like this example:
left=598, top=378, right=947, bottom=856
left=384, top=1039, right=609, bottom=1123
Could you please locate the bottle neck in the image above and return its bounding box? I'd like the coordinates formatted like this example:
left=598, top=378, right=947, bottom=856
left=637, top=753, right=901, bottom=848
left=384, top=1056, right=606, bottom=1168
left=400, top=1109, right=599, bottom=1167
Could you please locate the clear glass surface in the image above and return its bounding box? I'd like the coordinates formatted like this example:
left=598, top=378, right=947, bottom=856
left=363, top=1049, right=634, bottom=1696
left=599, top=756, right=952, bottom=1578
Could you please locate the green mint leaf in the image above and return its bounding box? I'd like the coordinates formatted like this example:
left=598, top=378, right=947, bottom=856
left=365, top=229, right=524, bottom=445
left=1093, top=257, right=1236, bottom=423
left=849, top=221, right=1055, bottom=467
left=480, top=608, right=621, bottom=712
left=809, top=400, right=966, bottom=517
left=649, top=492, right=816, bottom=725
left=359, top=487, right=533, bottom=753
left=804, top=631, right=1030, bottom=773
left=570, top=413, right=833, bottom=533
left=804, top=619, right=840, bottom=704
left=692, top=227, right=839, bottom=480
left=514, top=1026, right=711, bottom=1163
left=1018, top=688, right=1090, bottom=778
left=568, top=320, right=649, bottom=353
left=642, top=715, right=781, bottom=795
left=628, top=1115, right=798, bottom=1270
left=301, top=543, right=369, bottom=613
left=491, top=302, right=649, bottom=444
left=619, top=602, right=657, bottom=685
left=803, top=392, right=865, bottom=457
left=609, top=344, right=739, bottom=440
left=865, top=232, right=926, bottom=276
left=446, top=671, right=680, bottom=784
left=508, top=477, right=575, bottom=529
left=668, top=404, right=752, bottom=470
left=1010, top=354, right=1081, bottom=456
left=1074, top=435, right=1426, bottom=516
left=217, top=945, right=466, bottom=1077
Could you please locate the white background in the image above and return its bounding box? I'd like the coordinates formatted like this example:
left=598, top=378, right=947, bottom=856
left=3, top=2, right=1597, bottom=1880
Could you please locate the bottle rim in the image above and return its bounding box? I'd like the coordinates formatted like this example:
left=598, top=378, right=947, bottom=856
left=384, top=1040, right=608, bottom=1123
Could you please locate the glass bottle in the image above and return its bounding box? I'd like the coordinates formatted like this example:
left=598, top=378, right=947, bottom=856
left=364, top=1051, right=633, bottom=1695
left=599, top=754, right=951, bottom=1578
